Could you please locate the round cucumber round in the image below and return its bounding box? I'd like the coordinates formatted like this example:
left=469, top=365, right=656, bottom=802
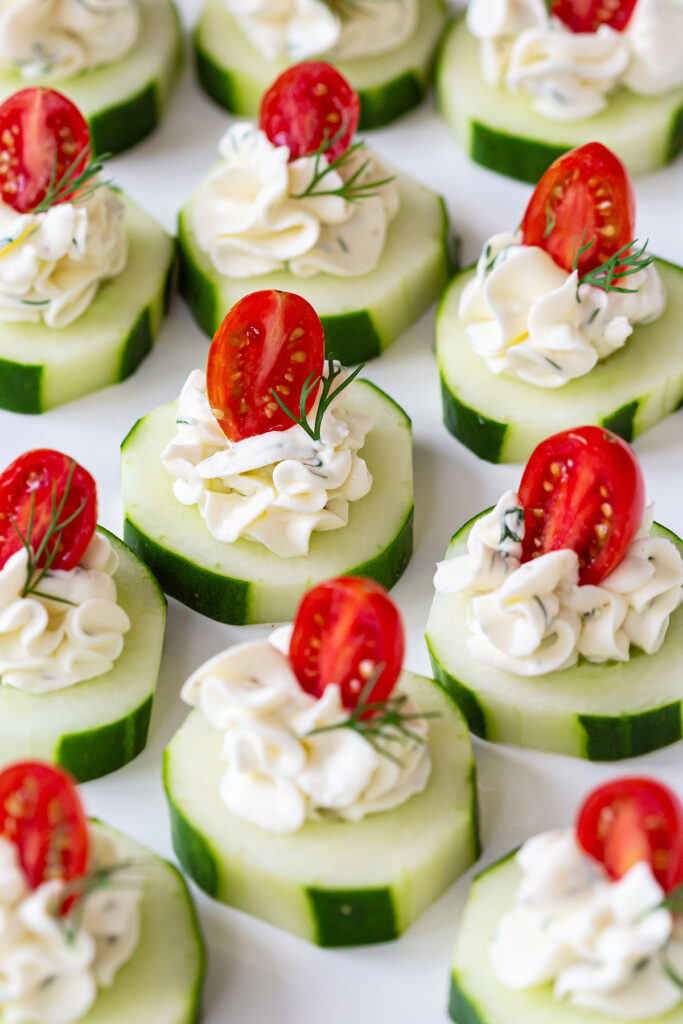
left=178, top=167, right=452, bottom=364
left=0, top=0, right=183, bottom=157
left=164, top=669, right=479, bottom=947
left=77, top=820, right=204, bottom=1024
left=0, top=193, right=175, bottom=415
left=194, top=0, right=448, bottom=129
left=426, top=514, right=683, bottom=762
left=121, top=380, right=414, bottom=625
left=0, top=528, right=166, bottom=782
left=436, top=258, right=683, bottom=464
left=437, top=16, right=683, bottom=183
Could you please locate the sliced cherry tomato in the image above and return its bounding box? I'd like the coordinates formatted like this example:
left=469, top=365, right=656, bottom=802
left=521, top=142, right=636, bottom=275
left=518, top=426, right=645, bottom=586
left=577, top=777, right=683, bottom=893
left=0, top=449, right=97, bottom=572
left=0, top=88, right=91, bottom=214
left=551, top=0, right=637, bottom=33
left=0, top=762, right=89, bottom=892
left=207, top=290, right=325, bottom=442
left=259, top=62, right=360, bottom=163
left=289, top=576, right=405, bottom=711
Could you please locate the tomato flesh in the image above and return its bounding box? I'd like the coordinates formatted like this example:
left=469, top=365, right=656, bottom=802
left=551, top=0, right=638, bottom=32
left=0, top=449, right=98, bottom=572
left=518, top=426, right=645, bottom=586
left=577, top=777, right=683, bottom=893
left=206, top=290, right=326, bottom=442
left=259, top=62, right=360, bottom=163
left=289, top=576, right=405, bottom=711
left=0, top=88, right=91, bottom=214
left=0, top=762, right=89, bottom=893
left=521, top=142, right=636, bottom=275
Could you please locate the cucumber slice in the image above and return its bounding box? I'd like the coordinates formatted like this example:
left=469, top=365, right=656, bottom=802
left=121, top=380, right=414, bottom=625
left=426, top=515, right=683, bottom=762
left=436, top=259, right=683, bottom=464
left=194, top=0, right=447, bottom=129
left=178, top=169, right=451, bottom=364
left=0, top=529, right=166, bottom=782
left=0, top=193, right=175, bottom=415
left=0, top=0, right=182, bottom=157
left=73, top=820, right=205, bottom=1024
left=164, top=669, right=479, bottom=947
left=437, top=16, right=683, bottom=183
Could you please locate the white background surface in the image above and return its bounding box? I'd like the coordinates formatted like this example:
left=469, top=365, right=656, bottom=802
left=1, top=6, right=683, bottom=1021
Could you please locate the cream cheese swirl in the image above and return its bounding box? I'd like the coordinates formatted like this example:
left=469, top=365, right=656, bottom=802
left=161, top=367, right=373, bottom=558
left=0, top=0, right=139, bottom=80
left=0, top=186, right=127, bottom=328
left=0, top=829, right=141, bottom=1024
left=0, top=531, right=130, bottom=694
left=191, top=122, right=399, bottom=280
left=181, top=627, right=431, bottom=835
left=434, top=492, right=683, bottom=676
left=490, top=829, right=683, bottom=1019
left=459, top=232, right=665, bottom=388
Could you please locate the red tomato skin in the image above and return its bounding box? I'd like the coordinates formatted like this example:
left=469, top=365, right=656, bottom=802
left=0, top=88, right=90, bottom=214
left=551, top=0, right=638, bottom=32
left=0, top=449, right=98, bottom=572
left=289, top=576, right=405, bottom=711
left=206, top=290, right=326, bottom=442
left=577, top=777, right=683, bottom=893
left=259, top=62, right=360, bottom=163
left=519, top=426, right=645, bottom=586
left=0, top=761, right=89, bottom=891
left=521, top=142, right=636, bottom=275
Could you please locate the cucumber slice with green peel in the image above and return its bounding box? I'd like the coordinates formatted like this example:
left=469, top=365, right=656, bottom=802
left=194, top=0, right=448, bottom=129
left=0, top=194, right=175, bottom=415
left=0, top=0, right=183, bottom=157
left=0, top=529, right=166, bottom=782
left=436, top=259, right=683, bottom=464
left=121, top=380, right=414, bottom=625
left=426, top=515, right=683, bottom=762
left=178, top=170, right=452, bottom=363
left=437, top=16, right=683, bottom=183
left=164, top=670, right=479, bottom=947
left=72, top=820, right=205, bottom=1024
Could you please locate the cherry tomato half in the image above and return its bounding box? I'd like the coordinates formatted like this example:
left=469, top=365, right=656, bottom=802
left=0, top=762, right=89, bottom=892
left=518, top=426, right=645, bottom=586
left=0, top=449, right=98, bottom=572
left=0, top=88, right=91, bottom=214
left=206, top=290, right=325, bottom=442
left=521, top=142, right=636, bottom=275
left=577, top=777, right=683, bottom=893
left=289, top=576, right=405, bottom=711
left=551, top=0, right=637, bottom=33
left=259, top=62, right=360, bottom=163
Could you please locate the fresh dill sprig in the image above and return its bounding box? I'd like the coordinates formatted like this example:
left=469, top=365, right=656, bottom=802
left=31, top=146, right=112, bottom=215
left=270, top=362, right=365, bottom=442
left=571, top=229, right=596, bottom=273
left=289, top=122, right=395, bottom=205
left=56, top=860, right=142, bottom=942
left=577, top=238, right=653, bottom=297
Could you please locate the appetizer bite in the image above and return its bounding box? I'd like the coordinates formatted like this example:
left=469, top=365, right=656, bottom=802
left=0, top=760, right=204, bottom=1024
left=0, top=448, right=166, bottom=780
left=426, top=426, right=683, bottom=761
left=194, top=0, right=446, bottom=129
left=165, top=576, right=479, bottom=946
left=437, top=143, right=683, bottom=463
left=451, top=777, right=683, bottom=1023
left=437, top=0, right=683, bottom=180
left=0, top=88, right=174, bottom=414
left=122, top=290, right=414, bottom=624
left=178, top=61, right=451, bottom=363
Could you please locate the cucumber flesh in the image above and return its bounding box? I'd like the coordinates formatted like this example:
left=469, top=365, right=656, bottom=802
left=164, top=670, right=479, bottom=947
left=121, top=380, right=413, bottom=625
left=437, top=17, right=683, bottom=182
left=436, top=259, right=683, bottom=463
left=194, top=0, right=447, bottom=129
left=426, top=515, right=683, bottom=761
left=0, top=529, right=166, bottom=782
